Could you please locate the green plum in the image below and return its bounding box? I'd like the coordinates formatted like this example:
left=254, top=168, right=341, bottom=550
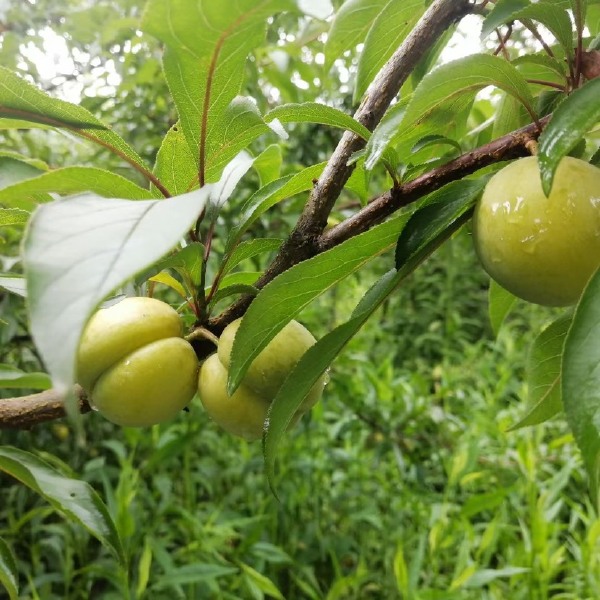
left=77, top=297, right=199, bottom=427
left=198, top=318, right=325, bottom=440
left=473, top=156, right=600, bottom=306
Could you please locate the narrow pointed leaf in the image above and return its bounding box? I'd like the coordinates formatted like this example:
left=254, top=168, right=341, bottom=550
left=228, top=210, right=413, bottom=395
left=563, top=268, right=600, bottom=505
left=224, top=163, right=326, bottom=252
left=0, top=446, right=125, bottom=565
left=324, top=0, right=389, bottom=71
left=23, top=187, right=211, bottom=393
left=355, top=0, right=425, bottom=101
left=0, top=536, right=18, bottom=600
left=0, top=157, right=45, bottom=190
left=153, top=123, right=198, bottom=195
left=221, top=238, right=283, bottom=277
left=253, top=145, right=283, bottom=186
left=510, top=312, right=572, bottom=430
left=538, top=78, right=600, bottom=195
left=0, top=275, right=26, bottom=297
left=265, top=102, right=371, bottom=140
left=0, top=167, right=155, bottom=210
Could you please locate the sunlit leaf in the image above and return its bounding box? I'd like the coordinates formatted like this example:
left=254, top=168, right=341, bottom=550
left=0, top=166, right=156, bottom=210
left=0, top=208, right=29, bottom=228
left=220, top=238, right=283, bottom=277
left=265, top=102, right=371, bottom=140
left=153, top=122, right=198, bottom=195
left=23, top=187, right=211, bottom=393
left=0, top=446, right=125, bottom=565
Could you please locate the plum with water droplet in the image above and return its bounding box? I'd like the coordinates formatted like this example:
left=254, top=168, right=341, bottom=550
left=473, top=156, right=600, bottom=306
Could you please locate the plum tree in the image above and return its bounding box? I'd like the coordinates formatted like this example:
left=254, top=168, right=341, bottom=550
left=77, top=297, right=199, bottom=427
left=472, top=156, right=600, bottom=306
left=198, top=318, right=325, bottom=440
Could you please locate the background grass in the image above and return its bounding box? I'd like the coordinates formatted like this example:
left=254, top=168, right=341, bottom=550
left=2, top=229, right=598, bottom=600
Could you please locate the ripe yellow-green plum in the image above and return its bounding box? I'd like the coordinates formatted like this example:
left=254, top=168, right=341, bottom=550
left=198, top=318, right=325, bottom=440
left=77, top=297, right=199, bottom=427
left=473, top=156, right=600, bottom=306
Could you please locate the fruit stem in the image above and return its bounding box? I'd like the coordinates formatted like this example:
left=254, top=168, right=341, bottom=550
left=185, top=327, right=219, bottom=346
left=525, top=139, right=539, bottom=156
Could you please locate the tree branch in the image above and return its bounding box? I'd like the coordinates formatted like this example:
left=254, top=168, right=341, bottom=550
left=0, top=386, right=91, bottom=429
left=209, top=0, right=473, bottom=330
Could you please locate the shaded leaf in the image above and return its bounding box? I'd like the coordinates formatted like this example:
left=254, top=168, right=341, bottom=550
left=563, top=268, right=600, bottom=505
left=0, top=446, right=125, bottom=565
left=0, top=364, right=52, bottom=390
left=265, top=102, right=371, bottom=140
left=488, top=279, right=518, bottom=337
left=153, top=564, right=238, bottom=589
left=510, top=312, right=572, bottom=430
left=23, top=187, right=211, bottom=393
left=0, top=157, right=45, bottom=191
left=253, top=144, right=283, bottom=186
left=480, top=0, right=529, bottom=40
left=0, top=536, right=18, bottom=600
left=152, top=243, right=205, bottom=288
left=240, top=563, right=285, bottom=600
left=225, top=163, right=325, bottom=252
left=208, top=283, right=259, bottom=310
left=0, top=166, right=155, bottom=210
left=221, top=238, right=283, bottom=277
left=538, top=78, right=600, bottom=195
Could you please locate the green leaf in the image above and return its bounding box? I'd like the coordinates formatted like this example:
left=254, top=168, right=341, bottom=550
left=142, top=1, right=290, bottom=177
left=240, top=563, right=285, bottom=600
left=563, top=268, right=600, bottom=505
left=0, top=446, right=125, bottom=565
left=510, top=312, right=572, bottom=430
left=224, top=163, right=325, bottom=252
left=395, top=179, right=487, bottom=270
left=488, top=280, right=518, bottom=337
left=23, top=187, right=212, bottom=394
left=205, top=97, right=272, bottom=183
left=0, top=536, right=18, bottom=600
left=0, top=167, right=156, bottom=210
left=464, top=567, right=530, bottom=588
left=0, top=275, right=26, bottom=298
left=0, top=157, right=46, bottom=191
left=153, top=123, right=198, bottom=195
left=0, top=150, right=48, bottom=172
left=364, top=98, right=408, bottom=171
left=411, top=134, right=462, bottom=155
left=221, top=238, right=283, bottom=277
left=355, top=0, right=425, bottom=101
left=228, top=210, right=413, bottom=395
left=538, top=78, right=600, bottom=195
left=253, top=144, right=283, bottom=187
left=0, top=66, right=107, bottom=129
left=0, top=208, right=29, bottom=228
left=208, top=284, right=259, bottom=310
left=324, top=0, right=388, bottom=71
left=401, top=54, right=537, bottom=139
left=152, top=243, right=205, bottom=288
left=0, top=364, right=52, bottom=390
left=153, top=564, right=238, bottom=589
left=0, top=68, right=150, bottom=176
left=265, top=102, right=371, bottom=140
left=480, top=0, right=534, bottom=39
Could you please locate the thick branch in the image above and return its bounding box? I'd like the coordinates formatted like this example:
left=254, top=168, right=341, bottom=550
left=319, top=116, right=549, bottom=250
left=0, top=386, right=91, bottom=429
left=209, top=0, right=473, bottom=330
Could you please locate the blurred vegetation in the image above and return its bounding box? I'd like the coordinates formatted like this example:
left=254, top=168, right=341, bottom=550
left=1, top=1, right=599, bottom=598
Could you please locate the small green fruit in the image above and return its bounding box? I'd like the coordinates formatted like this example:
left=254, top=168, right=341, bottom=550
left=198, top=318, right=325, bottom=440
left=473, top=156, right=600, bottom=306
left=77, top=297, right=198, bottom=427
